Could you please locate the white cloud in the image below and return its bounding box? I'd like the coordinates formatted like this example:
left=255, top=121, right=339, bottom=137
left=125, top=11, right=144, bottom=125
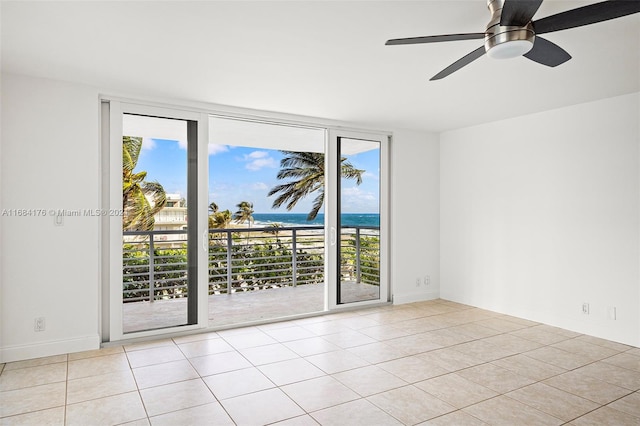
left=363, top=171, right=379, bottom=180
left=247, top=151, right=268, bottom=159
left=241, top=151, right=278, bottom=171
left=209, top=144, right=229, bottom=155
left=141, top=137, right=157, bottom=151
left=341, top=187, right=378, bottom=212
left=252, top=182, right=269, bottom=190
left=342, top=187, right=374, bottom=199
left=246, top=157, right=278, bottom=171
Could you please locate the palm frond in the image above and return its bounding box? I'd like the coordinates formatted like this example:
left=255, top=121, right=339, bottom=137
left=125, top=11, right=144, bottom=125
left=124, top=187, right=154, bottom=231
left=210, top=209, right=232, bottom=228
left=142, top=181, right=167, bottom=216
left=269, top=150, right=366, bottom=220
left=123, top=136, right=143, bottom=173
left=308, top=190, right=324, bottom=221
left=122, top=136, right=167, bottom=231
left=340, top=160, right=364, bottom=185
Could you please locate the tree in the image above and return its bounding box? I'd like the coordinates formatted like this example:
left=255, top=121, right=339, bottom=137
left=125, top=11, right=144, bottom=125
left=268, top=151, right=364, bottom=221
left=234, top=201, right=255, bottom=228
left=209, top=202, right=219, bottom=214
left=209, top=209, right=232, bottom=229
left=122, top=136, right=167, bottom=231
left=265, top=222, right=283, bottom=242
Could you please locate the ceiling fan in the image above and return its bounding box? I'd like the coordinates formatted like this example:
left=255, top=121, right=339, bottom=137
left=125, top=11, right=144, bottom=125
left=385, top=0, right=640, bottom=80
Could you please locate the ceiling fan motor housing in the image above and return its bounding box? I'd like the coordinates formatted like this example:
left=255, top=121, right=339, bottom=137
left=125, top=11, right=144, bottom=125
left=485, top=0, right=535, bottom=59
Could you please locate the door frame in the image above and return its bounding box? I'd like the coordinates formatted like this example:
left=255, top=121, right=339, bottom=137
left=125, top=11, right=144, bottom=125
left=104, top=100, right=209, bottom=341
left=326, top=129, right=390, bottom=310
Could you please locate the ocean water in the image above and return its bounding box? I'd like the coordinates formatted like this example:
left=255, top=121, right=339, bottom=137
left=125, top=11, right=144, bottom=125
left=252, top=213, right=379, bottom=227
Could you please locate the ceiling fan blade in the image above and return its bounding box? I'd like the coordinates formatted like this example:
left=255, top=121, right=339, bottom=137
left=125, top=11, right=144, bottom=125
left=501, top=0, right=543, bottom=26
left=385, top=33, right=485, bottom=46
left=533, top=0, right=640, bottom=35
left=430, top=45, right=486, bottom=80
left=524, top=36, right=572, bottom=66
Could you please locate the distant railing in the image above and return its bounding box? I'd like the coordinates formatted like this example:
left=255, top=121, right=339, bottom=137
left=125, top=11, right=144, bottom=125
left=123, top=230, right=189, bottom=303
left=122, top=226, right=380, bottom=302
left=339, top=226, right=381, bottom=286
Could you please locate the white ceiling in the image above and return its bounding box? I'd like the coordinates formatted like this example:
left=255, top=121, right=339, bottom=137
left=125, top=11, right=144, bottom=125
left=2, top=1, right=639, bottom=133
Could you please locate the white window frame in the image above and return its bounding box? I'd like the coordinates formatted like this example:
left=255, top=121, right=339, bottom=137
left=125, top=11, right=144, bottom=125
left=326, top=129, right=390, bottom=310
left=101, top=97, right=390, bottom=343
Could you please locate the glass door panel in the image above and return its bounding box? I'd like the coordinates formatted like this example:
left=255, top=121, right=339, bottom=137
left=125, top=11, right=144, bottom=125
left=207, top=116, right=327, bottom=326
left=121, top=114, right=197, bottom=333
left=337, top=137, right=382, bottom=304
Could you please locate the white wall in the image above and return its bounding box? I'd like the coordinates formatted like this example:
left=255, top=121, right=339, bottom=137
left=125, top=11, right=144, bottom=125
left=441, top=93, right=640, bottom=346
left=1, top=73, right=101, bottom=362
left=3, top=72, right=637, bottom=359
left=391, top=130, right=440, bottom=304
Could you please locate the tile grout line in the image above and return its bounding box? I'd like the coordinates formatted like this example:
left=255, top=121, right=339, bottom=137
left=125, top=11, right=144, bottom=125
left=176, top=334, right=258, bottom=425
left=1, top=300, right=639, bottom=424
left=63, top=354, right=68, bottom=425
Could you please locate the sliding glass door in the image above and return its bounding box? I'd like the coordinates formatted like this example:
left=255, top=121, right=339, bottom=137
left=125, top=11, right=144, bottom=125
left=103, top=101, right=388, bottom=341
left=328, top=131, right=389, bottom=308
left=106, top=102, right=208, bottom=340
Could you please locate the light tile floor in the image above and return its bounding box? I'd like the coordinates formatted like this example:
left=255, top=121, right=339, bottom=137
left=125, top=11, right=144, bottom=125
left=2, top=299, right=640, bottom=425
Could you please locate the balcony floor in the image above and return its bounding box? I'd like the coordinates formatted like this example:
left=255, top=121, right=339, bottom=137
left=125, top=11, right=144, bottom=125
left=123, top=281, right=380, bottom=334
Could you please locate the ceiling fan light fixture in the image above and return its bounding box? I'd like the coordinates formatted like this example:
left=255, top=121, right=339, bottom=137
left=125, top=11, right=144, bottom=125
left=487, top=39, right=534, bottom=59
left=484, top=25, right=535, bottom=60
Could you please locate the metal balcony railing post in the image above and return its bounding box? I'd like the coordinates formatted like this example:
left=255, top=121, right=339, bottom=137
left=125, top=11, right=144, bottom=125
left=149, top=233, right=155, bottom=302
left=226, top=230, right=233, bottom=295
left=292, top=229, right=297, bottom=287
left=355, top=227, right=361, bottom=284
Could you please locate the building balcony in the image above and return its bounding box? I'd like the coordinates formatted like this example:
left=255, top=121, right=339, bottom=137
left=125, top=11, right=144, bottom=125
left=122, top=226, right=380, bottom=333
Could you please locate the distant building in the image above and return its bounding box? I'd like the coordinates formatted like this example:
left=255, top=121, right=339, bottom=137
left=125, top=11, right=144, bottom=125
left=153, top=193, right=187, bottom=231
left=153, top=194, right=187, bottom=248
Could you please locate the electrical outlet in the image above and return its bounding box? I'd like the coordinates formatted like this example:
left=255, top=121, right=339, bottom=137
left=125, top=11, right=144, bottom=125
left=582, top=303, right=589, bottom=315
left=608, top=306, right=617, bottom=320
left=415, top=278, right=421, bottom=287
left=424, top=275, right=431, bottom=286
left=34, top=317, right=46, bottom=332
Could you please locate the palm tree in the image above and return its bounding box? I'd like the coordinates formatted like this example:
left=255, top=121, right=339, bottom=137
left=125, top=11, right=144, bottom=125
left=208, top=209, right=233, bottom=245
left=268, top=151, right=364, bottom=221
left=233, top=201, right=255, bottom=227
left=265, top=222, right=283, bottom=242
left=208, top=202, right=219, bottom=214
left=209, top=209, right=232, bottom=229
left=122, top=136, right=167, bottom=231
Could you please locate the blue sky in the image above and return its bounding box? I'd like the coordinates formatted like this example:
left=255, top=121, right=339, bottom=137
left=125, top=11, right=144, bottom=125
left=136, top=140, right=380, bottom=214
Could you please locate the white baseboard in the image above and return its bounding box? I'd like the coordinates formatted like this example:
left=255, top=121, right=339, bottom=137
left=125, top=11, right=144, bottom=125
left=440, top=295, right=640, bottom=348
left=393, top=290, right=440, bottom=305
left=0, top=334, right=100, bottom=363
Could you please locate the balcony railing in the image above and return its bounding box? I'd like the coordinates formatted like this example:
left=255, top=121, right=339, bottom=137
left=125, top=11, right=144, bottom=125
left=123, top=226, right=380, bottom=303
